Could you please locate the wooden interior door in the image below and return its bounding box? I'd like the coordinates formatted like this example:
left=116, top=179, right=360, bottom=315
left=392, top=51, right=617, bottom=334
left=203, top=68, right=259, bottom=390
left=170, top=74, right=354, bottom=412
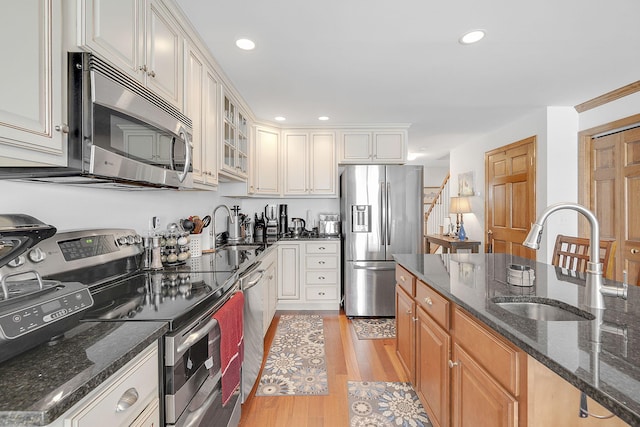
left=587, top=126, right=640, bottom=283
left=485, top=137, right=536, bottom=259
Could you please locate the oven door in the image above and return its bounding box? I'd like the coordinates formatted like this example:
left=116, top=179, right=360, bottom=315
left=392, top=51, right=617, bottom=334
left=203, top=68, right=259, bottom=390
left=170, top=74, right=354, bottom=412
left=175, top=375, right=240, bottom=427
left=164, top=314, right=220, bottom=424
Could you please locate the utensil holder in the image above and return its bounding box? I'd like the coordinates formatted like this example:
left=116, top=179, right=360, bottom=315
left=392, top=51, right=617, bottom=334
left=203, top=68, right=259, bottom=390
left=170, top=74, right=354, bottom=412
left=190, top=234, right=202, bottom=257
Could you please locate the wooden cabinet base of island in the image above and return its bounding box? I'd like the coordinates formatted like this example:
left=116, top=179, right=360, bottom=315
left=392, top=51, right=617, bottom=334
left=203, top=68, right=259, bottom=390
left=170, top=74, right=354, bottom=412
left=395, top=263, right=631, bottom=427
left=527, top=356, right=629, bottom=427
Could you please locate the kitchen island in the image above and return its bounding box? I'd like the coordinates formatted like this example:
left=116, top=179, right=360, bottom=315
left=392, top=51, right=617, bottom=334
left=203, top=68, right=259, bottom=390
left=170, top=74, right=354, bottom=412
left=394, top=252, right=639, bottom=426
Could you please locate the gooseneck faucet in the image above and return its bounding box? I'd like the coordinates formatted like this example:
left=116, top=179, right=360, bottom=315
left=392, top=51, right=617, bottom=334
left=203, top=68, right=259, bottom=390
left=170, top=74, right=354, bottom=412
left=522, top=202, right=627, bottom=310
left=211, top=204, right=234, bottom=251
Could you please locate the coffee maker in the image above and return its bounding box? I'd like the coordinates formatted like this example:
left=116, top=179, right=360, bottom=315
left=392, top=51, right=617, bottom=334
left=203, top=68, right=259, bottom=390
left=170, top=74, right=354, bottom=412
left=278, top=204, right=288, bottom=236
left=265, top=204, right=278, bottom=238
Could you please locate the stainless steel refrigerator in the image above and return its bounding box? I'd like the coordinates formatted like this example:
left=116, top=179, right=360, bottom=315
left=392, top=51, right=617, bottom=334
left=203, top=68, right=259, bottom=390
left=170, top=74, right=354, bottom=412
left=340, top=165, right=424, bottom=317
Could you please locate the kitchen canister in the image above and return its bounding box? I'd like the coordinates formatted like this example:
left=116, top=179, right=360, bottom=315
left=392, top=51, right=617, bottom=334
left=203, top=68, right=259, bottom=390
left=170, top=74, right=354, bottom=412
left=190, top=234, right=202, bottom=257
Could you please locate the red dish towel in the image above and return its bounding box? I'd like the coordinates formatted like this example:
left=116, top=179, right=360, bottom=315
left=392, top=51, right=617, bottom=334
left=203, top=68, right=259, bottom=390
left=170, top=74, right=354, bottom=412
left=212, top=291, right=244, bottom=406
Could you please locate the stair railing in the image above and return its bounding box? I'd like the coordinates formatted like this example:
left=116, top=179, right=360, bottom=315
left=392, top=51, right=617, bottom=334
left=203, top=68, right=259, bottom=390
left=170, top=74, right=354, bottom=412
left=423, top=173, right=451, bottom=252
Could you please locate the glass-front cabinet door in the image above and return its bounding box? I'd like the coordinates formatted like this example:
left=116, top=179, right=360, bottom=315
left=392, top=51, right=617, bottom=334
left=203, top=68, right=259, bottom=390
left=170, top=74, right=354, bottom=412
left=220, top=92, right=248, bottom=180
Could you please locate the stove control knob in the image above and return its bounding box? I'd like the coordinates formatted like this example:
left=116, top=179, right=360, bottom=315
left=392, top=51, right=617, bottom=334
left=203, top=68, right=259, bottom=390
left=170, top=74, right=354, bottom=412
left=28, top=248, right=46, bottom=263
left=117, top=236, right=127, bottom=245
left=127, top=235, right=136, bottom=245
left=133, top=235, right=143, bottom=245
left=7, top=256, right=25, bottom=268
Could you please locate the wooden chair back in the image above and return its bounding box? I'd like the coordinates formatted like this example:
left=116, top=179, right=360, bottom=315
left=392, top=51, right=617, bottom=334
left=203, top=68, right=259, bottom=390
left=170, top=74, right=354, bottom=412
left=551, top=234, right=617, bottom=279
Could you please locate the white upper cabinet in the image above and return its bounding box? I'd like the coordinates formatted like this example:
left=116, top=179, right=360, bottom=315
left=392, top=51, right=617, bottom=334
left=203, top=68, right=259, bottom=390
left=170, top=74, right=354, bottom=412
left=250, top=126, right=280, bottom=195
left=185, top=42, right=218, bottom=188
left=80, top=0, right=183, bottom=110
left=0, top=0, right=65, bottom=166
left=339, top=129, right=407, bottom=164
left=219, top=91, right=249, bottom=181
left=283, top=130, right=336, bottom=197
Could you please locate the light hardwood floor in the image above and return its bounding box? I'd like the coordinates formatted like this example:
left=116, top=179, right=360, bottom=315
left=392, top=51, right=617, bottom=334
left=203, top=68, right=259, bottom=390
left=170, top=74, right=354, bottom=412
left=238, top=310, right=408, bottom=426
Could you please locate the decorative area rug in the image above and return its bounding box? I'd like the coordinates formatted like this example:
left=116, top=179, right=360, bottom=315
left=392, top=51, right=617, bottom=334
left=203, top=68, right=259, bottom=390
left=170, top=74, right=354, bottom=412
left=256, top=314, right=328, bottom=396
left=351, top=318, right=396, bottom=339
left=348, top=381, right=431, bottom=427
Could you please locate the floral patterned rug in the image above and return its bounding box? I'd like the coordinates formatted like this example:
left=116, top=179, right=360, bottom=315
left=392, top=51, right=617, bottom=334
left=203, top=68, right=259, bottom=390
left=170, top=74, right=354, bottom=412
left=348, top=381, right=431, bottom=427
left=351, top=318, right=396, bottom=339
left=255, top=314, right=328, bottom=396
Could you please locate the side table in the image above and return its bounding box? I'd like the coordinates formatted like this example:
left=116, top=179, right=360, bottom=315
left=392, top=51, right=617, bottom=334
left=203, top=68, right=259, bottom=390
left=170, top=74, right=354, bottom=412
left=425, top=234, right=481, bottom=254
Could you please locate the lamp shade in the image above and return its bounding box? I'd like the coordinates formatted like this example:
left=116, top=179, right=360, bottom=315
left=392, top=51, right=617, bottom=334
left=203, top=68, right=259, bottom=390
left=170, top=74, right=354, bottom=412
left=450, top=196, right=471, bottom=214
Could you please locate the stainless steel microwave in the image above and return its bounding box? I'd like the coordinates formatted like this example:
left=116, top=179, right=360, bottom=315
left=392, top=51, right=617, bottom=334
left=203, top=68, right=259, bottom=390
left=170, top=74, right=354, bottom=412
left=0, top=52, right=193, bottom=189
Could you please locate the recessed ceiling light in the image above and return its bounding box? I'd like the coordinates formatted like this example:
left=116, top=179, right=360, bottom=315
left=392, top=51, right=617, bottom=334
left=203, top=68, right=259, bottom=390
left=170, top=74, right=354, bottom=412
left=274, top=116, right=286, bottom=121
left=236, top=38, right=255, bottom=50
left=318, top=116, right=329, bottom=121
left=459, top=30, right=486, bottom=45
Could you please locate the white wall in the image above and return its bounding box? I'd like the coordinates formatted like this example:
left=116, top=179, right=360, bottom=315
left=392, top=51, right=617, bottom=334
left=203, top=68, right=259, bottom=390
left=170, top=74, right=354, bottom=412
left=449, top=107, right=548, bottom=252
left=0, top=180, right=230, bottom=235
left=449, top=92, right=640, bottom=263
left=0, top=179, right=340, bottom=249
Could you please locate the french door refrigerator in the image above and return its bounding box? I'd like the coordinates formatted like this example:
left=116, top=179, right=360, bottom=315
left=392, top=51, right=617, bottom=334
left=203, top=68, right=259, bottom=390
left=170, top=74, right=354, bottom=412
left=341, top=165, right=424, bottom=317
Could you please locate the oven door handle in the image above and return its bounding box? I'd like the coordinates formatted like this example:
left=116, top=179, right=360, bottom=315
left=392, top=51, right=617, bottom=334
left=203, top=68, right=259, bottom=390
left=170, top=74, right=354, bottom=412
left=176, top=317, right=218, bottom=357
left=181, top=377, right=221, bottom=426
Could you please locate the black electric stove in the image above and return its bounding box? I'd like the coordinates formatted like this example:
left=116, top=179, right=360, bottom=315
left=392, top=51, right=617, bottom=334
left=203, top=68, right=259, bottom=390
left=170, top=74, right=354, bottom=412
left=0, top=229, right=258, bottom=332
left=80, top=269, right=237, bottom=330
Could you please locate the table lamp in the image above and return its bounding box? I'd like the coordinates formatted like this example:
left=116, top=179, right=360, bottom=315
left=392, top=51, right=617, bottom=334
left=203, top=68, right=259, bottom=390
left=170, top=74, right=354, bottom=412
left=450, top=196, right=471, bottom=240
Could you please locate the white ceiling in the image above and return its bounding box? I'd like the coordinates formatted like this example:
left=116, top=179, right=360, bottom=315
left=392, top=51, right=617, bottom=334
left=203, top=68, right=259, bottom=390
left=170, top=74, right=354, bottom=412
left=174, top=0, right=640, bottom=161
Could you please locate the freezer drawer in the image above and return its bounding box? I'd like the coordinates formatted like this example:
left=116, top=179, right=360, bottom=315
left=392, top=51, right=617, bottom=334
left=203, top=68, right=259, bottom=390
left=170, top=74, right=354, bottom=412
left=344, top=261, right=396, bottom=317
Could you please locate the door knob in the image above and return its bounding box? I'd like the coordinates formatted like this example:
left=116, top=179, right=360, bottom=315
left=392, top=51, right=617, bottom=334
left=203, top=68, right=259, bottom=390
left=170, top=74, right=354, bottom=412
left=631, top=248, right=639, bottom=254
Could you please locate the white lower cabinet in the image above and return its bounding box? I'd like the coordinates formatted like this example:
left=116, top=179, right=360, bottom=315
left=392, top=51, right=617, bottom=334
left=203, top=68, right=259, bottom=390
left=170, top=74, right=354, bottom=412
left=276, top=241, right=341, bottom=310
left=49, top=343, right=159, bottom=427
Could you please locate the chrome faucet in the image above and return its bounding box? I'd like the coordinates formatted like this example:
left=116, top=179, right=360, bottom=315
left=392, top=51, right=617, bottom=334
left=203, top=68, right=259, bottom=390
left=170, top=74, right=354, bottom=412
left=211, top=204, right=234, bottom=251
left=522, top=202, right=627, bottom=310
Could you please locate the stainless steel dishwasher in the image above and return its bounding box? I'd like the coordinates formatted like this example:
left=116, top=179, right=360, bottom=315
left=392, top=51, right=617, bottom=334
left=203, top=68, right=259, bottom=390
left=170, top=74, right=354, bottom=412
left=238, top=262, right=266, bottom=402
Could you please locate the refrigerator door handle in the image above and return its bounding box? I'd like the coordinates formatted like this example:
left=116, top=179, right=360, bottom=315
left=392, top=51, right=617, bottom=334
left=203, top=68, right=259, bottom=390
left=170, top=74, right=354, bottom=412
left=386, top=182, right=392, bottom=244
left=380, top=181, right=386, bottom=245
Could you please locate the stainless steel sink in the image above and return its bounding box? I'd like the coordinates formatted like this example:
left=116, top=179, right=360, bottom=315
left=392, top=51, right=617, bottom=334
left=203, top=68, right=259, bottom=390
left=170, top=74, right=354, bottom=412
left=491, top=296, right=595, bottom=321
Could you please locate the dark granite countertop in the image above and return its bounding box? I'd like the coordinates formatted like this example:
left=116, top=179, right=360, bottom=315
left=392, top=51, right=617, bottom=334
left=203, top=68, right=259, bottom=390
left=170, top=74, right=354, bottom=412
left=277, top=235, right=341, bottom=241
left=0, top=321, right=167, bottom=426
left=393, top=253, right=640, bottom=425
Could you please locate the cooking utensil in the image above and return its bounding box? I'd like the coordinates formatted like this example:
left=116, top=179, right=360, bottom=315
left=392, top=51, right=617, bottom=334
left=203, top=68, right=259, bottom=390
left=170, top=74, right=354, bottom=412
left=201, top=215, right=211, bottom=228
left=0, top=214, right=57, bottom=269
left=181, top=219, right=194, bottom=233
left=192, top=216, right=204, bottom=234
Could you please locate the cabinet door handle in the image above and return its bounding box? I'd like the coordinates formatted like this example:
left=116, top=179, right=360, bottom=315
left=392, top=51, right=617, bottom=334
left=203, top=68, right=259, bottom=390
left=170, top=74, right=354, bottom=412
left=115, top=387, right=139, bottom=412
left=400, top=275, right=406, bottom=282
left=54, top=124, right=69, bottom=134
left=319, top=261, right=325, bottom=265
left=319, top=247, right=325, bottom=250
left=318, top=276, right=325, bottom=280
left=319, top=292, right=325, bottom=296
left=148, top=70, right=156, bottom=78
left=412, top=317, right=418, bottom=322
left=138, top=65, right=148, bottom=72
left=406, top=308, right=412, bottom=314
left=424, top=297, right=433, bottom=306
left=448, top=360, right=460, bottom=368
left=632, top=249, right=639, bottom=254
